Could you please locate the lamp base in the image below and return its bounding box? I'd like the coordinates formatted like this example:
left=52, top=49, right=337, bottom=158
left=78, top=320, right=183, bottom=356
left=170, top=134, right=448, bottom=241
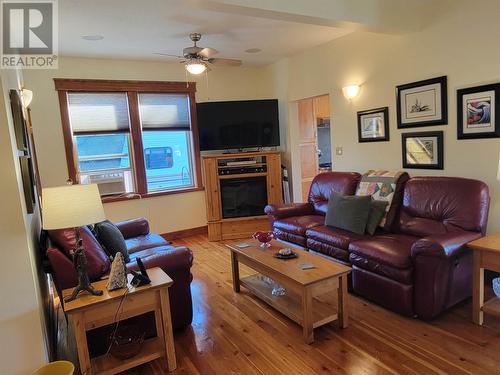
left=64, top=283, right=103, bottom=302
left=64, top=227, right=103, bottom=302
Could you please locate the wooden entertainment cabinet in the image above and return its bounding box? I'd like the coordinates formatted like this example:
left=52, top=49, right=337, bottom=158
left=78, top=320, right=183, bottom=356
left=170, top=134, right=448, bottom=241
left=202, top=151, right=282, bottom=241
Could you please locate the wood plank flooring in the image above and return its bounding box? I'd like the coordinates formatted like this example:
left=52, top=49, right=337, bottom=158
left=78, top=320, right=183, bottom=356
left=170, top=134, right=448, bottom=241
left=124, top=235, right=500, bottom=375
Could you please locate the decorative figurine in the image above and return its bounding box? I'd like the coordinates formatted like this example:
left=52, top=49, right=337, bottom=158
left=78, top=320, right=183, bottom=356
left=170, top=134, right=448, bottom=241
left=64, top=230, right=103, bottom=302
left=107, top=253, right=128, bottom=291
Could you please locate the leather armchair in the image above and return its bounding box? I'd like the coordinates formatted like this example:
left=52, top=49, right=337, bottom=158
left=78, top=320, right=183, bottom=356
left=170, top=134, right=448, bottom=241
left=45, top=218, right=193, bottom=331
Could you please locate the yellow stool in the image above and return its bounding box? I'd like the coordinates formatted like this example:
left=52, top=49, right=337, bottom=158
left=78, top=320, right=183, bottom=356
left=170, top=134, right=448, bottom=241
left=32, top=361, right=74, bottom=375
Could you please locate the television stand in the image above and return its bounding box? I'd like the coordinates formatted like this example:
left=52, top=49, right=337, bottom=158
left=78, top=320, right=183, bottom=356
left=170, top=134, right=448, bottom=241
left=202, top=151, right=282, bottom=241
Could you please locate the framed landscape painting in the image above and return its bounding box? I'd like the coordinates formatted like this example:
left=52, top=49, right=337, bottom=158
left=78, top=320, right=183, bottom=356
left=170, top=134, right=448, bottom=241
left=396, top=76, right=448, bottom=128
left=457, top=83, right=500, bottom=139
left=357, top=107, right=389, bottom=142
left=402, top=131, right=443, bottom=170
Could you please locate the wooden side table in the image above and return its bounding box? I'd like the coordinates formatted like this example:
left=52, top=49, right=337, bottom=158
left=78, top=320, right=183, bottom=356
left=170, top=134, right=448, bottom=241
left=63, top=267, right=176, bottom=374
left=469, top=233, right=500, bottom=325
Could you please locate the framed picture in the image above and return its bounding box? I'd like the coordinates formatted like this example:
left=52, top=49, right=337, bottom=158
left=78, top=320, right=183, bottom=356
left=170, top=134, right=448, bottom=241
left=457, top=83, right=500, bottom=139
left=402, top=131, right=443, bottom=170
left=9, top=90, right=35, bottom=214
left=396, top=76, right=447, bottom=128
left=357, top=107, right=389, bottom=142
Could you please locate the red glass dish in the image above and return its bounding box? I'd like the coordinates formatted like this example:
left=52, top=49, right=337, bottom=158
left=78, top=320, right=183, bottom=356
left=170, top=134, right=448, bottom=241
left=253, top=231, right=274, bottom=248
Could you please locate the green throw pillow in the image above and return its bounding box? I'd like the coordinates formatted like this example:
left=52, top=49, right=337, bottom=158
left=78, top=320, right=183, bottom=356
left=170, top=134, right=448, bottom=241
left=365, top=200, right=389, bottom=235
left=325, top=192, right=371, bottom=235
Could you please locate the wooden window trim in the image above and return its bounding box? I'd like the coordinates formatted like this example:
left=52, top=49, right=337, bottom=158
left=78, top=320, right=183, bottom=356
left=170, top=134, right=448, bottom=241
left=55, top=78, right=202, bottom=200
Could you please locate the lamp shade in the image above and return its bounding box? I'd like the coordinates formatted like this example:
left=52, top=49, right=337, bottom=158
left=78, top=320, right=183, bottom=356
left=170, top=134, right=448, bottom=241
left=42, top=184, right=105, bottom=230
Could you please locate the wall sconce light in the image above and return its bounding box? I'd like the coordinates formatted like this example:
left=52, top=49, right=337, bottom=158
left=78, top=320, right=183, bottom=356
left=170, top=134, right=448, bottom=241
left=342, top=85, right=361, bottom=100
left=21, top=88, right=33, bottom=108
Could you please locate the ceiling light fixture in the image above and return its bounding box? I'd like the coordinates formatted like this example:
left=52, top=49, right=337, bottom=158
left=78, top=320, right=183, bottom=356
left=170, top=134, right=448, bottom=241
left=342, top=84, right=361, bottom=100
left=81, top=35, right=104, bottom=41
left=185, top=61, right=207, bottom=75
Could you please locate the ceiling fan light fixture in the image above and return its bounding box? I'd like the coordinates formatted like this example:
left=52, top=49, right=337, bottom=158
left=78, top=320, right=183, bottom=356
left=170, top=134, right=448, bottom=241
left=185, top=61, right=207, bottom=75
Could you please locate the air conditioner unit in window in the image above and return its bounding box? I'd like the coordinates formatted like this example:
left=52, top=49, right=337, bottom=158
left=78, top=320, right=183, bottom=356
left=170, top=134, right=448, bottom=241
left=88, top=172, right=126, bottom=196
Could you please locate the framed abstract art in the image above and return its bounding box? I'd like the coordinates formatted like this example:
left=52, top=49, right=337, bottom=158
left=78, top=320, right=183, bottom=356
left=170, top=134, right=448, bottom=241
left=357, top=107, right=389, bottom=142
left=401, top=131, right=443, bottom=170
left=457, top=83, right=500, bottom=139
left=396, top=76, right=448, bottom=129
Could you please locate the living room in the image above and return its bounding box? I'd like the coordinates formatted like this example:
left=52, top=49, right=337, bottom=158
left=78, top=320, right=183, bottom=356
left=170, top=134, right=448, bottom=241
left=2, top=0, right=500, bottom=374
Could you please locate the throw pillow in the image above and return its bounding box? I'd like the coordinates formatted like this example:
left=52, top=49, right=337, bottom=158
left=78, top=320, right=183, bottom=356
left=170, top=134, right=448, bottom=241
left=93, top=220, right=130, bottom=263
left=47, top=226, right=111, bottom=280
left=325, top=192, right=371, bottom=235
left=365, top=200, right=389, bottom=235
left=355, top=169, right=405, bottom=229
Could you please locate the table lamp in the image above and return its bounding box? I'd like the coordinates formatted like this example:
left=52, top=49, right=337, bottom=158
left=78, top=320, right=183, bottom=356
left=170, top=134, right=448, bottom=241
left=42, top=183, right=106, bottom=302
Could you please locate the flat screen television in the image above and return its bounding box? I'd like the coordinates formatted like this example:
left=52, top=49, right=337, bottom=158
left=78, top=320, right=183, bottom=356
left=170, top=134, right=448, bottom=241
left=197, top=99, right=280, bottom=151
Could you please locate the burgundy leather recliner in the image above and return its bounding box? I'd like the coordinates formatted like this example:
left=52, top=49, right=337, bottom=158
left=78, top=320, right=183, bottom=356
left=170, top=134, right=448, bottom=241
left=45, top=217, right=193, bottom=330
left=265, top=172, right=490, bottom=319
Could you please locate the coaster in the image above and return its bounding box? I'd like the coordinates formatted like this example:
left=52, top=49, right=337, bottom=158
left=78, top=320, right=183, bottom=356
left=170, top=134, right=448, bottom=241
left=236, top=243, right=250, bottom=248
left=298, top=263, right=315, bottom=270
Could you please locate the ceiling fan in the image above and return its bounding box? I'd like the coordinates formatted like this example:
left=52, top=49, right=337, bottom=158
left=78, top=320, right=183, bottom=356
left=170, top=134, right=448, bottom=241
left=155, top=33, right=242, bottom=74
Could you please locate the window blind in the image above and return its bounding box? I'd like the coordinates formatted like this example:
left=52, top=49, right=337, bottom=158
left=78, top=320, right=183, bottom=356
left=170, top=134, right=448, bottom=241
left=68, top=93, right=131, bottom=133
left=138, top=93, right=191, bottom=130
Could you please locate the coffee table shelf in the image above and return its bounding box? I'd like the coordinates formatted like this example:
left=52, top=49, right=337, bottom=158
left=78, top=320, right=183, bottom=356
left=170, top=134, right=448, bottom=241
left=241, top=274, right=338, bottom=328
left=482, top=297, right=500, bottom=317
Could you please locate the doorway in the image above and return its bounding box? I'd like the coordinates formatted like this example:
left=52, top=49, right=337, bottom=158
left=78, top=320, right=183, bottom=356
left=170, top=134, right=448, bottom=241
left=297, top=95, right=331, bottom=202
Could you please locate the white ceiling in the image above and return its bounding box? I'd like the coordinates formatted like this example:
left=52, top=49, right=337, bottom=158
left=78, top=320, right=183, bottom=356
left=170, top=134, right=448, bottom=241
left=59, top=0, right=352, bottom=66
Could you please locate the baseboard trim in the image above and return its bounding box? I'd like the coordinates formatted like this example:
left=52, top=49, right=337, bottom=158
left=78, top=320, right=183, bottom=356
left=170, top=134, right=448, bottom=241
left=161, top=225, right=208, bottom=241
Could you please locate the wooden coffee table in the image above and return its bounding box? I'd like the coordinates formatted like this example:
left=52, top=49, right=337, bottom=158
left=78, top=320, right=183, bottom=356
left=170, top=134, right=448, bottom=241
left=226, top=239, right=351, bottom=343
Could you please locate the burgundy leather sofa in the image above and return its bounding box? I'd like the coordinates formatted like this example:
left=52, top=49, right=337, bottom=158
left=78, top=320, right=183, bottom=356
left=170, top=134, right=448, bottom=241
left=265, top=172, right=490, bottom=319
left=45, top=217, right=193, bottom=330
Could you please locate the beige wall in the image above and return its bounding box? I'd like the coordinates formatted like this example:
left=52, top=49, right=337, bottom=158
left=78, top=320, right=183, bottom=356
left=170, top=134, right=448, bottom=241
left=23, top=0, right=500, bottom=235
left=267, top=0, right=500, bottom=232
left=23, top=57, right=271, bottom=233
left=0, top=71, right=47, bottom=374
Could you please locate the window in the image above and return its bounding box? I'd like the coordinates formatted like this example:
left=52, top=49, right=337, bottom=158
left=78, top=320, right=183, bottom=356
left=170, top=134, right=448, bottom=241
left=55, top=79, right=201, bottom=199
left=138, top=93, right=194, bottom=192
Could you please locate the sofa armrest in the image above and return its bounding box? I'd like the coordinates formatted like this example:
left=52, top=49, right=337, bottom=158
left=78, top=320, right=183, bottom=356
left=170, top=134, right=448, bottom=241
left=411, top=231, right=482, bottom=259
left=127, top=246, right=193, bottom=274
left=115, top=217, right=150, bottom=239
left=264, top=203, right=315, bottom=221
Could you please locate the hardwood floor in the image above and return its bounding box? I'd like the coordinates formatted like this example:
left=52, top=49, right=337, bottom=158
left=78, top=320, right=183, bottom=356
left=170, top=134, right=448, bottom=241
left=126, top=235, right=500, bottom=375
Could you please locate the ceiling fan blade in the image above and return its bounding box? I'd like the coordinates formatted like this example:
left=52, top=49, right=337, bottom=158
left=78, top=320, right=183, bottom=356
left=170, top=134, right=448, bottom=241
left=154, top=53, right=183, bottom=58
left=208, top=58, right=242, bottom=67
left=183, top=46, right=203, bottom=56
left=199, top=47, right=219, bottom=58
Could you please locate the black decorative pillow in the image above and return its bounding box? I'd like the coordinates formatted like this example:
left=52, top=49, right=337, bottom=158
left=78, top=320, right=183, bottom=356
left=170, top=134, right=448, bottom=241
left=93, top=220, right=130, bottom=263
left=366, top=200, right=389, bottom=235
left=325, top=192, right=371, bottom=235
